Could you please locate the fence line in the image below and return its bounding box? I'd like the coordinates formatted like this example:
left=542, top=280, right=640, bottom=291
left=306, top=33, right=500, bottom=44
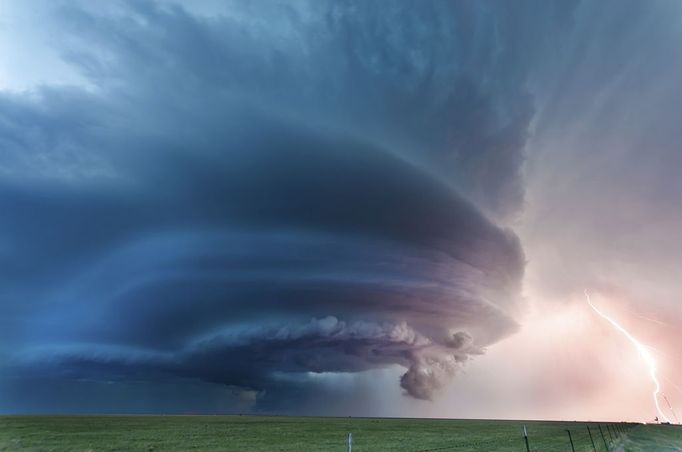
left=340, top=421, right=637, bottom=451
left=518, top=422, right=636, bottom=451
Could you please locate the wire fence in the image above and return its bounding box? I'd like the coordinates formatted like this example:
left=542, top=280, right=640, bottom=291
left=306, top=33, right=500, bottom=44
left=340, top=421, right=639, bottom=451
left=520, top=421, right=636, bottom=451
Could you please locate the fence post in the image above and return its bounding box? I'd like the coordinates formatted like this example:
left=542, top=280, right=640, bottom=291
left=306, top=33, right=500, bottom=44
left=347, top=432, right=352, bottom=452
left=523, top=425, right=530, bottom=452
left=598, top=424, right=609, bottom=450
left=566, top=430, right=576, bottom=452
left=586, top=425, right=597, bottom=451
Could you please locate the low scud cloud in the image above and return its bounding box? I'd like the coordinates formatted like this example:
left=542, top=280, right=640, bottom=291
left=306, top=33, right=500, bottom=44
left=0, top=0, right=551, bottom=410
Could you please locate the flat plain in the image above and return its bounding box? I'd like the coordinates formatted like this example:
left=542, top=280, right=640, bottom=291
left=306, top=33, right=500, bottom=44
left=0, top=415, right=679, bottom=451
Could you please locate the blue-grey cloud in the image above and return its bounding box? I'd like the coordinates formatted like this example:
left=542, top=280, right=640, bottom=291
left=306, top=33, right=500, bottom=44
left=2, top=114, right=523, bottom=403
left=0, top=0, right=552, bottom=411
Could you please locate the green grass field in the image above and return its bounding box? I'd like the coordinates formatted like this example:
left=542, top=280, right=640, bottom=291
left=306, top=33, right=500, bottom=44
left=0, top=415, right=679, bottom=451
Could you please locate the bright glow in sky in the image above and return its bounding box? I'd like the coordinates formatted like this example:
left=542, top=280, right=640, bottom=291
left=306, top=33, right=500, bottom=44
left=585, top=290, right=670, bottom=423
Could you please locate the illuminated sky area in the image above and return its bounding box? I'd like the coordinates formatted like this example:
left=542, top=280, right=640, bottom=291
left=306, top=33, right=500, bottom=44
left=1, top=0, right=682, bottom=422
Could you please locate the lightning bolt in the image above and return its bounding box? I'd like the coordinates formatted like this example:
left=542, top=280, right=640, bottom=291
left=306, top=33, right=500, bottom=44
left=585, top=289, right=671, bottom=423
left=663, top=393, right=679, bottom=424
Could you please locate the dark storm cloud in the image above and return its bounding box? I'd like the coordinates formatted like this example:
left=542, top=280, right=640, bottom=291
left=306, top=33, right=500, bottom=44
left=2, top=112, right=523, bottom=401
left=0, top=0, right=556, bottom=410
left=45, top=0, right=571, bottom=218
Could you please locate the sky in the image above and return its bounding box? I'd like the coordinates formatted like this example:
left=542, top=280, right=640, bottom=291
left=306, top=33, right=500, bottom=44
left=1, top=0, right=681, bottom=422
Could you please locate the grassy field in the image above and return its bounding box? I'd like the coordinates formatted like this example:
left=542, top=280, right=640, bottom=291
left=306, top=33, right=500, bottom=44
left=0, top=415, right=678, bottom=451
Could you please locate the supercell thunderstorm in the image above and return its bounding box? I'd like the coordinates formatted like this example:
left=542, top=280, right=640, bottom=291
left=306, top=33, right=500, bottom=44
left=0, top=0, right=573, bottom=410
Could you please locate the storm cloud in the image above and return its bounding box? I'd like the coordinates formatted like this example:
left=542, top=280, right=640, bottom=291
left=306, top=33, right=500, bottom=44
left=0, top=0, right=557, bottom=411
